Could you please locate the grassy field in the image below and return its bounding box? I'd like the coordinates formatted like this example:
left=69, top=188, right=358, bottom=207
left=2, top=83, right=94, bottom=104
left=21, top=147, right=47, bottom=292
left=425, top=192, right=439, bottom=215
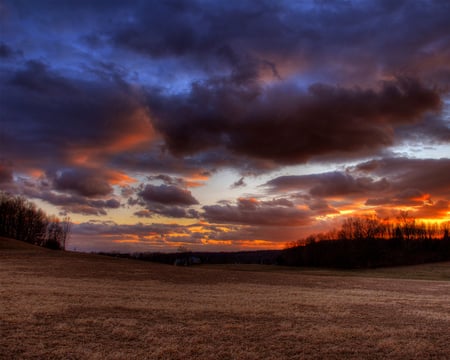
left=1, top=237, right=449, bottom=359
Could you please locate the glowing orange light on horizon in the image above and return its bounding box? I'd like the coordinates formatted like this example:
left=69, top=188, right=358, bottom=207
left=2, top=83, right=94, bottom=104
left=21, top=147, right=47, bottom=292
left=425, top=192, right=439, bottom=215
left=114, top=239, right=140, bottom=244
left=201, top=239, right=233, bottom=246
left=236, top=239, right=284, bottom=249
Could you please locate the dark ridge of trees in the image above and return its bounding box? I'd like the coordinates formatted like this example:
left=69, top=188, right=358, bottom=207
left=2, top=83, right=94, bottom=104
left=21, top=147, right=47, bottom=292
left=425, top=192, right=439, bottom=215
left=279, top=213, right=450, bottom=269
left=98, top=249, right=282, bottom=266
left=0, top=192, right=70, bottom=250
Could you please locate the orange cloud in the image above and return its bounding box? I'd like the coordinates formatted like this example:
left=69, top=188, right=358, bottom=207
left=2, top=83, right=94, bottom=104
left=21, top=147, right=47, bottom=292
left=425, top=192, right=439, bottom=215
left=107, top=171, right=138, bottom=186
left=68, top=107, right=155, bottom=167
left=413, top=200, right=450, bottom=220
left=27, top=168, right=45, bottom=178
left=411, top=193, right=431, bottom=203
left=236, top=239, right=284, bottom=249
left=183, top=173, right=211, bottom=187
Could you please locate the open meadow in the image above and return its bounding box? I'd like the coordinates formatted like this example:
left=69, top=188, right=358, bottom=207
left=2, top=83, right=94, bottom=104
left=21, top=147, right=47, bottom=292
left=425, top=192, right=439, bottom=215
left=1, top=237, right=450, bottom=359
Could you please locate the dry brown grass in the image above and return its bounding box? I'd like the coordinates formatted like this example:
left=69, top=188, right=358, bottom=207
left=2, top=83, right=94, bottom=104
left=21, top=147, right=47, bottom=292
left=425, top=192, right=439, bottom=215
left=1, top=237, right=449, bottom=359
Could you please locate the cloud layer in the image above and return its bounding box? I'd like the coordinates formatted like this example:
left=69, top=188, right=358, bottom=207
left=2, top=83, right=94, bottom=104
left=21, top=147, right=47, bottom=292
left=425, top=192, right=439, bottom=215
left=1, top=0, right=449, bottom=251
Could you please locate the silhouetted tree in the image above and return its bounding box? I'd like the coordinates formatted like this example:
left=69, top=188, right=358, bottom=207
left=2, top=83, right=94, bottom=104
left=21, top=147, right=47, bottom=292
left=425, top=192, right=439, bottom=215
left=0, top=192, right=70, bottom=250
left=280, top=213, right=450, bottom=268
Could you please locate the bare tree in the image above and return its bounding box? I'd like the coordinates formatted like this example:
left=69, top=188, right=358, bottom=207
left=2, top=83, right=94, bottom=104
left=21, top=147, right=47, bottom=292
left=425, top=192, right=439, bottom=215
left=0, top=192, right=71, bottom=250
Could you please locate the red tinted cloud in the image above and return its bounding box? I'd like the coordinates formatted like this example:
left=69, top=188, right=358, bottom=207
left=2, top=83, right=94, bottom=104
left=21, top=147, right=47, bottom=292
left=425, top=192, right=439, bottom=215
left=413, top=200, right=450, bottom=220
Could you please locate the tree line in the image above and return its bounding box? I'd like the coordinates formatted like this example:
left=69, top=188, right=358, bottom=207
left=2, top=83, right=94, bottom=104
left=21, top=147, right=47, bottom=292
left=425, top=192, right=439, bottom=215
left=0, top=192, right=70, bottom=250
left=279, top=212, right=450, bottom=268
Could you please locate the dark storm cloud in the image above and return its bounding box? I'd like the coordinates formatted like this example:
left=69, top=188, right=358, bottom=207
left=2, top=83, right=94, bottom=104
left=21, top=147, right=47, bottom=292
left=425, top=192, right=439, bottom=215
left=8, top=168, right=123, bottom=215
left=309, top=173, right=389, bottom=198
left=265, top=157, right=450, bottom=213
left=307, top=199, right=339, bottom=215
left=53, top=168, right=113, bottom=198
left=395, top=114, right=450, bottom=144
left=107, top=0, right=448, bottom=164
left=106, top=141, right=278, bottom=179
left=203, top=197, right=311, bottom=226
left=106, top=1, right=450, bottom=83
left=139, top=184, right=198, bottom=206
left=8, top=1, right=450, bottom=78
left=151, top=77, right=441, bottom=163
left=0, top=42, right=17, bottom=58
left=22, top=187, right=121, bottom=216
left=5, top=0, right=450, bottom=86
left=9, top=60, right=74, bottom=94
left=0, top=60, right=153, bottom=171
left=110, top=0, right=287, bottom=80
left=130, top=184, right=199, bottom=219
left=2, top=0, right=448, bottom=176
left=355, top=158, right=450, bottom=199
left=0, top=57, right=153, bottom=211
left=112, top=1, right=207, bottom=58
left=356, top=157, right=450, bottom=203
left=265, top=171, right=390, bottom=197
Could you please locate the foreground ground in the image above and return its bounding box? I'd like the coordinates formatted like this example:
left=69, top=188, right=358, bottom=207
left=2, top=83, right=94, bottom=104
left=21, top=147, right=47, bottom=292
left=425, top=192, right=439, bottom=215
left=1, top=237, right=449, bottom=359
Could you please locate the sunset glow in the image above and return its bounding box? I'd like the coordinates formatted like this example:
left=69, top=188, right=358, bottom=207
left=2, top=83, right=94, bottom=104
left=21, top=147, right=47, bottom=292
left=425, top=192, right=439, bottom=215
left=1, top=1, right=449, bottom=252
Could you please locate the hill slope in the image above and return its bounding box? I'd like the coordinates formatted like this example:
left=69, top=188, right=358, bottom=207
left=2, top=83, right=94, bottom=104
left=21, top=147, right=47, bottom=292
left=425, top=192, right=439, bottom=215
left=0, top=236, right=48, bottom=251
left=1, top=236, right=450, bottom=359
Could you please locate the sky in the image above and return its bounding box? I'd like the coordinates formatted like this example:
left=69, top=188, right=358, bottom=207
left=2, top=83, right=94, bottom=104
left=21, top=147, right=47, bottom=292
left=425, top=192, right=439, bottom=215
left=1, top=0, right=449, bottom=253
